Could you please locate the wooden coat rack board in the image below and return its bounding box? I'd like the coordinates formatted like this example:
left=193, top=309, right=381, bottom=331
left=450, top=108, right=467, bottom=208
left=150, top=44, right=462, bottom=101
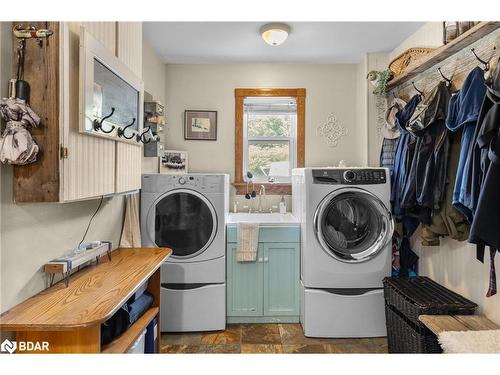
left=11, top=21, right=60, bottom=203
left=388, top=22, right=500, bottom=98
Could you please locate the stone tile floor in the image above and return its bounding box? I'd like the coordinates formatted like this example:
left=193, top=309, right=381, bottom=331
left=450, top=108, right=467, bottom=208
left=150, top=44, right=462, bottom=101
left=161, top=323, right=388, bottom=354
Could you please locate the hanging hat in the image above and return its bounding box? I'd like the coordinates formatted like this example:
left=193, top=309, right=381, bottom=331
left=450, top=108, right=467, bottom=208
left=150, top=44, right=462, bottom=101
left=383, top=97, right=406, bottom=139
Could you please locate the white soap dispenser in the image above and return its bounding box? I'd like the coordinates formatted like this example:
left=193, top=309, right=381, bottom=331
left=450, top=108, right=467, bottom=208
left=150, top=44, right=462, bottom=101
left=279, top=195, right=287, bottom=214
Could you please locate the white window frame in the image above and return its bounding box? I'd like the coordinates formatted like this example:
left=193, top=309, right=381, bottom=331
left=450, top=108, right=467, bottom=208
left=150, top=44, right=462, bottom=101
left=243, top=103, right=297, bottom=184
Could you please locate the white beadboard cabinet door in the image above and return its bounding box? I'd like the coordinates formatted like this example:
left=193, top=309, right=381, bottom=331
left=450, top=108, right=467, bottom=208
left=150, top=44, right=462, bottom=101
left=60, top=22, right=117, bottom=201
left=115, top=22, right=143, bottom=193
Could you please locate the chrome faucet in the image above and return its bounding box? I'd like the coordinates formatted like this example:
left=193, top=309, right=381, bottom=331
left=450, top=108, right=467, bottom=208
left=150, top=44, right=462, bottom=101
left=258, top=185, right=266, bottom=212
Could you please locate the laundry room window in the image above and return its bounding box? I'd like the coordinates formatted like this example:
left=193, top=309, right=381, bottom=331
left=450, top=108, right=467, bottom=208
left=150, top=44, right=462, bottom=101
left=235, top=89, right=305, bottom=195
left=244, top=97, right=296, bottom=183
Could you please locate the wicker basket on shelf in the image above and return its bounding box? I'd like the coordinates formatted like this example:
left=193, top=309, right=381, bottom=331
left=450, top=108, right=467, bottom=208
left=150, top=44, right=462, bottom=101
left=389, top=47, right=435, bottom=77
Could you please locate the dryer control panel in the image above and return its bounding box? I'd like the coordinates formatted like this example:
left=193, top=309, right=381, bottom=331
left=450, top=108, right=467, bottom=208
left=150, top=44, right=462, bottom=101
left=142, top=174, right=228, bottom=193
left=312, top=169, right=387, bottom=185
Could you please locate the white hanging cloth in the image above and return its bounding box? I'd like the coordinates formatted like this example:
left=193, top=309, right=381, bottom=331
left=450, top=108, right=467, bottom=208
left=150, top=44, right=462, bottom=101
left=120, top=193, right=142, bottom=248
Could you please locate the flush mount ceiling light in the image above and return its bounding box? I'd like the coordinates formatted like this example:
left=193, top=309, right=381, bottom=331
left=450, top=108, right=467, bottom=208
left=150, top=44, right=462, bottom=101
left=260, top=23, right=290, bottom=46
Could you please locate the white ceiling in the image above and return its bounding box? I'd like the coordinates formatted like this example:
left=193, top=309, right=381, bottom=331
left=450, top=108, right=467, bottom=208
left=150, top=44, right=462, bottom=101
left=143, top=22, right=424, bottom=64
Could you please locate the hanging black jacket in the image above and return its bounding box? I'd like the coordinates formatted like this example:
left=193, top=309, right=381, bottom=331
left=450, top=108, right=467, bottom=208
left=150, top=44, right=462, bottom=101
left=467, top=64, right=500, bottom=219
left=468, top=61, right=500, bottom=297
left=401, top=82, right=451, bottom=225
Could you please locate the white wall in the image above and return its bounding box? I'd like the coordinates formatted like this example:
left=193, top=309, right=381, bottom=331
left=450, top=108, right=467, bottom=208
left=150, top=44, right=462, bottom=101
left=390, top=22, right=500, bottom=324
left=389, top=22, right=443, bottom=61
left=365, top=53, right=390, bottom=167
left=164, top=63, right=364, bottom=210
left=142, top=38, right=167, bottom=174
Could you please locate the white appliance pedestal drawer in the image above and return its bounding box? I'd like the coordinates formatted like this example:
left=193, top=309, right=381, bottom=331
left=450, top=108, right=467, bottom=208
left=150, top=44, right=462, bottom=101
left=161, top=283, right=226, bottom=332
left=301, top=281, right=386, bottom=338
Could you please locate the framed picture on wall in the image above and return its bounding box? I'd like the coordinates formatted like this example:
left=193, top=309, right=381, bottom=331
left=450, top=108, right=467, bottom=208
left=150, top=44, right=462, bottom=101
left=158, top=150, right=189, bottom=174
left=184, top=110, right=217, bottom=140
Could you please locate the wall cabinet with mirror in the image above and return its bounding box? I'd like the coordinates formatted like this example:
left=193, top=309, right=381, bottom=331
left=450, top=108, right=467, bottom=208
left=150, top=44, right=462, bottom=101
left=79, top=26, right=144, bottom=144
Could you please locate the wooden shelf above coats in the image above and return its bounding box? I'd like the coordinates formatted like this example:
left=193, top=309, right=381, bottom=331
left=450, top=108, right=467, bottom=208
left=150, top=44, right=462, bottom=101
left=386, top=21, right=500, bottom=91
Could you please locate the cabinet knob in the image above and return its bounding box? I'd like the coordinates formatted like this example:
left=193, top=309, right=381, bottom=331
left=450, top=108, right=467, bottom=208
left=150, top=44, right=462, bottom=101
left=258, top=257, right=263, bottom=262
left=264, top=257, right=269, bottom=262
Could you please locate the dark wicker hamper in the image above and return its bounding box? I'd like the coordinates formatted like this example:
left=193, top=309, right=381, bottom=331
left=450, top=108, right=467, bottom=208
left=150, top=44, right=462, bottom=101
left=383, top=277, right=477, bottom=353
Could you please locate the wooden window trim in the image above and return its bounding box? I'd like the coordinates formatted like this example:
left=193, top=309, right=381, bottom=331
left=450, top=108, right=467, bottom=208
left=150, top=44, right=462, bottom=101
left=234, top=88, right=305, bottom=195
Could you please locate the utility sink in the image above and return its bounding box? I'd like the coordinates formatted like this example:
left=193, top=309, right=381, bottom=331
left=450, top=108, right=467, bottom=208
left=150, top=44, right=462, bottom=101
left=227, top=212, right=299, bottom=224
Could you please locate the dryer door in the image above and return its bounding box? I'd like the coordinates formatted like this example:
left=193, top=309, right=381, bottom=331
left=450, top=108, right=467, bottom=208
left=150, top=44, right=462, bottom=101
left=314, top=187, right=393, bottom=263
left=148, top=189, right=217, bottom=259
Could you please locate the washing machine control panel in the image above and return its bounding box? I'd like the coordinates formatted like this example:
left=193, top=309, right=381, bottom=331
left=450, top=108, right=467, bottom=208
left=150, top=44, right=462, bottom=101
left=312, top=169, right=387, bottom=185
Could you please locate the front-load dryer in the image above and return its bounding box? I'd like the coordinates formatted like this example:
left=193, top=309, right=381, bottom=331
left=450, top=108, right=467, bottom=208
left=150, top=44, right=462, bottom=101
left=141, top=173, right=229, bottom=332
left=292, top=168, right=393, bottom=338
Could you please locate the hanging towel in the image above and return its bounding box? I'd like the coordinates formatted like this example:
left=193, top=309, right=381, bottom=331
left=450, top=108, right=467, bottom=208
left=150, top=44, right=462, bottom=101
left=120, top=193, right=142, bottom=248
left=237, top=223, right=259, bottom=262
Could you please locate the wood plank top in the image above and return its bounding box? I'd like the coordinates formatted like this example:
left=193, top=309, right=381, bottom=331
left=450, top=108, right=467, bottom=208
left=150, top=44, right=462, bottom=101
left=387, top=21, right=500, bottom=90
left=0, top=248, right=171, bottom=330
left=419, top=315, right=500, bottom=335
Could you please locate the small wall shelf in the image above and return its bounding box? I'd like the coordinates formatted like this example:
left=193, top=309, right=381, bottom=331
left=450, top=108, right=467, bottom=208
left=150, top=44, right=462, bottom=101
left=386, top=21, right=500, bottom=91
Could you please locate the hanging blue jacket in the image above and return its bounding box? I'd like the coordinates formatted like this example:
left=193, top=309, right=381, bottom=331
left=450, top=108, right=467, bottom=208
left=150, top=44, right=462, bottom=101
left=446, top=67, right=487, bottom=222
left=391, top=94, right=422, bottom=223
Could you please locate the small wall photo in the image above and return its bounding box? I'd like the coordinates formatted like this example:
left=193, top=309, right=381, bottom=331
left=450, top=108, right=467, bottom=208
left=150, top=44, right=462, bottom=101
left=159, top=150, right=189, bottom=174
left=184, top=110, right=217, bottom=140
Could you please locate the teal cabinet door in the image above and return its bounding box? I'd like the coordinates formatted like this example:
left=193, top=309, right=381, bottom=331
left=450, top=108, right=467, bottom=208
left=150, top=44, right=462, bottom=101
left=227, top=243, right=264, bottom=316
left=263, top=243, right=300, bottom=316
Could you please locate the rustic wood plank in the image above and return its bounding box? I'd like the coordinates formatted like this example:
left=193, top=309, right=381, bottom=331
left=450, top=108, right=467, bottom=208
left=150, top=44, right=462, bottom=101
left=387, top=22, right=500, bottom=90
left=101, top=307, right=158, bottom=354
left=418, top=315, right=468, bottom=334
left=12, top=21, right=61, bottom=202
left=0, top=248, right=171, bottom=330
left=454, top=315, right=500, bottom=331
left=390, top=31, right=500, bottom=101
left=419, top=315, right=500, bottom=335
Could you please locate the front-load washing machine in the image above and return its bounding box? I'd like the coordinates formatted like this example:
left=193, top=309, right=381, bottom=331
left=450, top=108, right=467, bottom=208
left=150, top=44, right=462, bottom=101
left=292, top=168, right=393, bottom=338
left=141, top=173, right=229, bottom=332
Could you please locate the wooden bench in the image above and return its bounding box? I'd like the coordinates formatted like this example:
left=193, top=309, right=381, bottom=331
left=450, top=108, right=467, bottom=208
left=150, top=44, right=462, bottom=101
left=0, top=247, right=171, bottom=353
left=419, top=315, right=499, bottom=335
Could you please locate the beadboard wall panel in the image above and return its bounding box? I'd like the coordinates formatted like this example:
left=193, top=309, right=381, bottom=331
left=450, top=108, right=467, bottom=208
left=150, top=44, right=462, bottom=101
left=115, top=22, right=142, bottom=192
left=390, top=26, right=500, bottom=324
left=116, top=142, right=142, bottom=192
left=117, top=22, right=142, bottom=76
left=62, top=22, right=117, bottom=201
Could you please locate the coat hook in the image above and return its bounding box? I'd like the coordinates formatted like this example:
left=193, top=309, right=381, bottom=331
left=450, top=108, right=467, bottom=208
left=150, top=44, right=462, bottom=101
left=411, top=81, right=424, bottom=96
left=136, top=126, right=151, bottom=144
left=117, top=118, right=136, bottom=139
left=471, top=47, right=496, bottom=71
left=93, top=107, right=115, bottom=133
left=438, top=67, right=452, bottom=87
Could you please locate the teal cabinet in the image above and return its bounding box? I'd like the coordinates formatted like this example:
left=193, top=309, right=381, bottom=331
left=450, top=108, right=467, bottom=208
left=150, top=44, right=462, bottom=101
left=227, top=243, right=263, bottom=317
left=263, top=243, right=300, bottom=316
left=226, top=225, right=300, bottom=323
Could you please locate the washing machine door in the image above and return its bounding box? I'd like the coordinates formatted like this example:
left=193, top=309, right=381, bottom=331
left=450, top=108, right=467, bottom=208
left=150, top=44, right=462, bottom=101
left=148, top=189, right=217, bottom=259
left=314, top=187, right=393, bottom=263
